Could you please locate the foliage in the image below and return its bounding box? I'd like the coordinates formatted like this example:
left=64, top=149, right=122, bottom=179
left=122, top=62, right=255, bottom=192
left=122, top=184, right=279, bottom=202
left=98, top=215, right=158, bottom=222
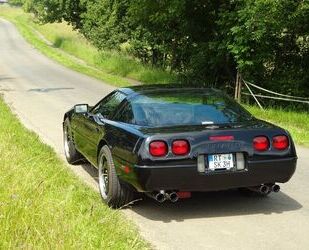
left=10, top=0, right=309, bottom=98
left=8, top=0, right=24, bottom=6
left=218, top=0, right=309, bottom=96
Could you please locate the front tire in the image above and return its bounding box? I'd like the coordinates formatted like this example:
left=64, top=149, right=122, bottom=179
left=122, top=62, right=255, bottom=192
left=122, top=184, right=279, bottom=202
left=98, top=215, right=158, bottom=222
left=98, top=145, right=134, bottom=208
left=63, top=118, right=83, bottom=164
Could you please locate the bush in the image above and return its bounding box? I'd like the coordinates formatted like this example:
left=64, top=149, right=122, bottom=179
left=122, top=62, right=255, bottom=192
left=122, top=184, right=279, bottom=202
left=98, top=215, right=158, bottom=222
left=15, top=0, right=309, bottom=99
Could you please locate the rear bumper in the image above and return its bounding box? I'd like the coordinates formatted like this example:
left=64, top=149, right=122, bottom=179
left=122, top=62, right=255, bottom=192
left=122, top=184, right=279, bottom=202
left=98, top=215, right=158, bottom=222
left=132, top=157, right=297, bottom=192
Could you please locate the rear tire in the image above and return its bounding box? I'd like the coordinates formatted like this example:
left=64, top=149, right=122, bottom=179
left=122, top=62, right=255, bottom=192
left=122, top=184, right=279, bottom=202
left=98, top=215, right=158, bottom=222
left=63, top=118, right=83, bottom=164
left=98, top=145, right=134, bottom=208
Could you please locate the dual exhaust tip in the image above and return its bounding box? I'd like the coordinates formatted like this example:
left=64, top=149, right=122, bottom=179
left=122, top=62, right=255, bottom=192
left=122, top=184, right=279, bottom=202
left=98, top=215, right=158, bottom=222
left=153, top=191, right=179, bottom=203
left=248, top=184, right=280, bottom=194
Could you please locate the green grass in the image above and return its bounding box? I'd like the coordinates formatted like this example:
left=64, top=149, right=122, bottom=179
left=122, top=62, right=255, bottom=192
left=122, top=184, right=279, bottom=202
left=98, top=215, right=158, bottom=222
left=247, top=105, right=309, bottom=147
left=0, top=98, right=148, bottom=249
left=0, top=6, right=175, bottom=86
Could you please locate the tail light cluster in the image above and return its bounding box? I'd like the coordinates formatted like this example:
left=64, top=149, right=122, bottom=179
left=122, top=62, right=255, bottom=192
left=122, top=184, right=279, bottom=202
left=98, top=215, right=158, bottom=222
left=149, top=134, right=289, bottom=157
left=272, top=135, right=289, bottom=150
left=253, top=135, right=289, bottom=151
left=253, top=136, right=269, bottom=151
left=149, top=141, right=168, bottom=157
left=172, top=140, right=190, bottom=155
left=149, top=140, right=190, bottom=157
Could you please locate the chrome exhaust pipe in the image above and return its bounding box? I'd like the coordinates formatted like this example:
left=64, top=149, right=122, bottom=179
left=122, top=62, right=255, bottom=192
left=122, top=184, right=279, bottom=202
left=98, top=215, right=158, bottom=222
left=146, top=190, right=166, bottom=203
left=271, top=184, right=280, bottom=193
left=169, top=192, right=179, bottom=203
left=155, top=192, right=166, bottom=203
left=260, top=185, right=270, bottom=194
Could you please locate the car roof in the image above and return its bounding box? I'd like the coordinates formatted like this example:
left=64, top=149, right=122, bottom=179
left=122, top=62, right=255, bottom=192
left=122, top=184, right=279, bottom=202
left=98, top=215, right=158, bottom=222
left=119, top=84, right=216, bottom=96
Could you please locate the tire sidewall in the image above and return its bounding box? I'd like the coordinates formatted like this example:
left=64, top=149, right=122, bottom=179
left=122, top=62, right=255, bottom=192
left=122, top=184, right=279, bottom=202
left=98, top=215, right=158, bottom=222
left=98, top=146, right=117, bottom=205
left=63, top=118, right=81, bottom=164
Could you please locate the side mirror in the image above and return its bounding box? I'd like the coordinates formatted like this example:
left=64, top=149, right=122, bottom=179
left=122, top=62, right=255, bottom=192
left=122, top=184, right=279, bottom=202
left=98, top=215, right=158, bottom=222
left=74, top=104, right=89, bottom=114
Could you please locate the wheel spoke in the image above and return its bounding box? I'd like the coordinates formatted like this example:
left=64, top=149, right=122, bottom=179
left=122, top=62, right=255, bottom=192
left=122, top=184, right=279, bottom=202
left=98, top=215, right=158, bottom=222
left=103, top=161, right=109, bottom=193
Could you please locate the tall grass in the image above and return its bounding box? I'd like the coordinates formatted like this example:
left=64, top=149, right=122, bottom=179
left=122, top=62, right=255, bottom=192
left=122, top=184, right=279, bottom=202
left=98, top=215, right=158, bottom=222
left=0, top=6, right=175, bottom=85
left=36, top=22, right=175, bottom=83
left=0, top=98, right=148, bottom=249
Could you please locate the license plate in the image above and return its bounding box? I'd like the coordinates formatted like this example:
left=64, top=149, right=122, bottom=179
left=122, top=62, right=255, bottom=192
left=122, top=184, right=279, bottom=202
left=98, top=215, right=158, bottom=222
left=207, top=153, right=234, bottom=171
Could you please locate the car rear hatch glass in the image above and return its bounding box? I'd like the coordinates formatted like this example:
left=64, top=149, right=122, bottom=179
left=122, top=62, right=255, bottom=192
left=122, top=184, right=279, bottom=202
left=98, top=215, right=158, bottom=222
left=128, top=89, right=254, bottom=127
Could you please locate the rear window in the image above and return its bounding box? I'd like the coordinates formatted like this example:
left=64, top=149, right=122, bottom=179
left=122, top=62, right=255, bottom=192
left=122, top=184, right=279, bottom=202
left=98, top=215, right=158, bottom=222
left=125, top=89, right=253, bottom=127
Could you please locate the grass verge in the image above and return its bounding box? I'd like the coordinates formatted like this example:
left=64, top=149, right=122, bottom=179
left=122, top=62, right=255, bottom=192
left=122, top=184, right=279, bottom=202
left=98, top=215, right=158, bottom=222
left=247, top=105, right=309, bottom=147
left=0, top=97, right=148, bottom=249
left=0, top=5, right=175, bottom=86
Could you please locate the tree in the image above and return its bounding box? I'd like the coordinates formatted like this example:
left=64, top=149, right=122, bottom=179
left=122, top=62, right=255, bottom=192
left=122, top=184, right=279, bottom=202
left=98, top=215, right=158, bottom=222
left=20, top=0, right=309, bottom=96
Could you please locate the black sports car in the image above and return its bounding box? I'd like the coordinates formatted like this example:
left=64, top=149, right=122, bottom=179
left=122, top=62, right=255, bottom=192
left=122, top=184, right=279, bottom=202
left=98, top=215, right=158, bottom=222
left=63, top=85, right=297, bottom=208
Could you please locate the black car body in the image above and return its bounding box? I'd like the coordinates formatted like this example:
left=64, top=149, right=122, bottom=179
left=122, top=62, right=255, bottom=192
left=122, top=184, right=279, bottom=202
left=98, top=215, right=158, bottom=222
left=63, top=85, right=297, bottom=207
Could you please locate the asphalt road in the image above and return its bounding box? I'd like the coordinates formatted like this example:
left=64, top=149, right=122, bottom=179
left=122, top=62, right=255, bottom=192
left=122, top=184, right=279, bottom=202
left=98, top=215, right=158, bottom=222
left=1, top=18, right=309, bottom=250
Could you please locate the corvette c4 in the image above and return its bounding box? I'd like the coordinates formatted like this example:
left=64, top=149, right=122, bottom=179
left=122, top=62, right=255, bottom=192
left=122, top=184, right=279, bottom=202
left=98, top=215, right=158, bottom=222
left=63, top=85, right=297, bottom=208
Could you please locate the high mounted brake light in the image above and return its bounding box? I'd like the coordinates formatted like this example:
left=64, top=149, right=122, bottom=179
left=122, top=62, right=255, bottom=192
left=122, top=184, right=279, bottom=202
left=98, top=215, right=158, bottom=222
left=209, top=135, right=234, bottom=141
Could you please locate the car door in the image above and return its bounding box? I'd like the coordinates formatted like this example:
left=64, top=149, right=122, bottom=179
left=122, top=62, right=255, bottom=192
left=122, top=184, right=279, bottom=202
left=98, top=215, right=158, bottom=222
left=74, top=91, right=126, bottom=164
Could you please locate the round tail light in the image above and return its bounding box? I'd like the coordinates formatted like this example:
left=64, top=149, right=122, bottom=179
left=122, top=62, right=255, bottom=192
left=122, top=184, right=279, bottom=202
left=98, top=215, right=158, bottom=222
left=172, top=140, right=190, bottom=155
left=149, top=141, right=168, bottom=157
left=273, top=135, right=289, bottom=150
left=253, top=136, right=269, bottom=151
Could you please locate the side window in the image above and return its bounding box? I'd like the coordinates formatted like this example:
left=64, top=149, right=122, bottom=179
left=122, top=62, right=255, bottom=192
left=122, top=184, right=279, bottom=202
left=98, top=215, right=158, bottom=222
left=115, top=102, right=134, bottom=124
left=92, top=91, right=126, bottom=119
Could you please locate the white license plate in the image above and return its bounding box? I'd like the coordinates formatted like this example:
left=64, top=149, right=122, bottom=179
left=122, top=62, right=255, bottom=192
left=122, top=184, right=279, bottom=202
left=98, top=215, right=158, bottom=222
left=208, top=153, right=234, bottom=171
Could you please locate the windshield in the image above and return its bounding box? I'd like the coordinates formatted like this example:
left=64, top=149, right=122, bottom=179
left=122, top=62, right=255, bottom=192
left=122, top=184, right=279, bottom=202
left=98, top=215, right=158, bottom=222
left=126, top=89, right=253, bottom=127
